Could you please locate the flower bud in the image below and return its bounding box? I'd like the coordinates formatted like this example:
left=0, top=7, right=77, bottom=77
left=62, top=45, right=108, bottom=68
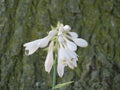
left=63, top=25, right=71, bottom=31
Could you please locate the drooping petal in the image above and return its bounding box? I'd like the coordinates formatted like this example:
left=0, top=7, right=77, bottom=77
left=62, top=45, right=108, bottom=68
left=64, top=49, right=78, bottom=69
left=58, top=44, right=77, bottom=70
left=66, top=40, right=77, bottom=51
left=45, top=41, right=54, bottom=73
left=63, top=25, right=71, bottom=32
left=58, top=46, right=66, bottom=60
left=57, top=61, right=64, bottom=77
left=73, top=38, right=88, bottom=47
left=38, top=36, right=51, bottom=48
left=23, top=39, right=40, bottom=55
left=68, top=32, right=78, bottom=38
left=64, top=36, right=77, bottom=51
left=23, top=35, right=52, bottom=55
left=57, top=53, right=65, bottom=77
left=65, top=49, right=78, bottom=60
left=57, top=45, right=66, bottom=77
left=38, top=30, right=56, bottom=48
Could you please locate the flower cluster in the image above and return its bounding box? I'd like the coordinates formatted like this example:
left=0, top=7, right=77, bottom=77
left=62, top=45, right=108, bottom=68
left=23, top=22, right=88, bottom=77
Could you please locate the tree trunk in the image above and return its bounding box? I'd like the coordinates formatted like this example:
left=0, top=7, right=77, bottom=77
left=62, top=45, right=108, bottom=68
left=0, top=0, right=120, bottom=90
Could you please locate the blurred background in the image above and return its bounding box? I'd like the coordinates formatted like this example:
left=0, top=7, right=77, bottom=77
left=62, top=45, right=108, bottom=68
left=0, top=0, right=120, bottom=90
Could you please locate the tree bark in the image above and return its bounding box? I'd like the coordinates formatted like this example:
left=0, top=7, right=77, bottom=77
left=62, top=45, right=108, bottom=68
left=0, top=0, right=120, bottom=90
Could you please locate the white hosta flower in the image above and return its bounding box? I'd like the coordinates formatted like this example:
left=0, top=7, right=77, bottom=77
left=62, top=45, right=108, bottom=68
left=66, top=32, right=88, bottom=47
left=45, top=41, right=54, bottom=73
left=65, top=48, right=78, bottom=69
left=23, top=36, right=50, bottom=55
left=57, top=39, right=79, bottom=77
left=23, top=30, right=56, bottom=55
left=57, top=46, right=78, bottom=77
left=57, top=46, right=67, bottom=77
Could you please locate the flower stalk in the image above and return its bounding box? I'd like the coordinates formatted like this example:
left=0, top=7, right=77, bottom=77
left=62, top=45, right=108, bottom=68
left=52, top=53, right=57, bottom=90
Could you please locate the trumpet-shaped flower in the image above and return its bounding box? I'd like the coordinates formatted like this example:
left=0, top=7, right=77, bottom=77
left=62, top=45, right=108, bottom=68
left=57, top=57, right=65, bottom=77
left=57, top=37, right=79, bottom=77
left=57, top=46, right=67, bottom=77
left=23, top=30, right=56, bottom=55
left=45, top=41, right=54, bottom=73
left=66, top=31, right=88, bottom=47
left=57, top=46, right=78, bottom=77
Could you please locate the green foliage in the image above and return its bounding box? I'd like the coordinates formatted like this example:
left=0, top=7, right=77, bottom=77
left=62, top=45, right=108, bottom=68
left=54, top=81, right=73, bottom=89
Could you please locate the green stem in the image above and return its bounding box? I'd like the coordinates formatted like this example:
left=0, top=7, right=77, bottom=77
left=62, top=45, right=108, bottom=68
left=52, top=54, right=57, bottom=90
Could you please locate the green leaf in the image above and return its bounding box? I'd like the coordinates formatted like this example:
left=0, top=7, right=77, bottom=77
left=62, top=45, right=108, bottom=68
left=54, top=81, right=74, bottom=89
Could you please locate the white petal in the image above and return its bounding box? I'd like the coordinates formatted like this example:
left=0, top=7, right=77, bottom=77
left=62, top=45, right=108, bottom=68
left=38, top=36, right=51, bottom=48
left=58, top=26, right=63, bottom=36
left=45, top=53, right=53, bottom=73
left=38, top=30, right=56, bottom=48
left=66, top=57, right=78, bottom=69
left=73, top=38, right=88, bottom=47
left=66, top=60, right=74, bottom=69
left=25, top=46, right=38, bottom=55
left=63, top=36, right=77, bottom=51
left=23, top=39, right=40, bottom=55
left=66, top=40, right=77, bottom=51
left=57, top=58, right=64, bottom=77
left=59, top=46, right=70, bottom=61
left=63, top=25, right=71, bottom=32
left=65, top=49, right=78, bottom=68
left=48, top=30, right=57, bottom=37
left=58, top=36, right=64, bottom=44
left=23, top=39, right=39, bottom=47
left=65, top=49, right=78, bottom=60
left=68, top=32, right=78, bottom=38
left=45, top=41, right=54, bottom=73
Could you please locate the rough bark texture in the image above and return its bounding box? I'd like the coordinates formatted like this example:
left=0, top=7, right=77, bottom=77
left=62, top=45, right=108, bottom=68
left=0, top=0, right=120, bottom=90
